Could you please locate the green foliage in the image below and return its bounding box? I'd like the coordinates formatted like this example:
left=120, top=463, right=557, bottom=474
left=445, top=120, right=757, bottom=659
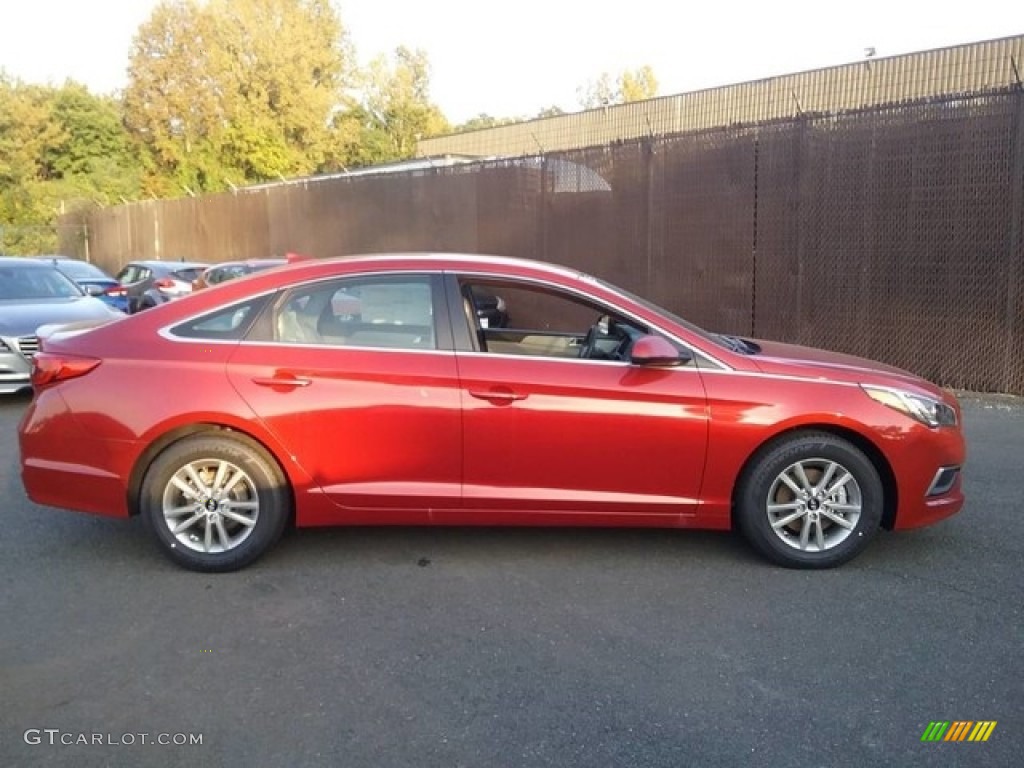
left=333, top=46, right=449, bottom=167
left=578, top=66, right=659, bottom=109
left=534, top=105, right=566, bottom=119
left=124, top=0, right=352, bottom=192
left=0, top=74, right=140, bottom=254
left=4, top=0, right=610, bottom=245
left=453, top=106, right=565, bottom=135
left=454, top=113, right=520, bottom=133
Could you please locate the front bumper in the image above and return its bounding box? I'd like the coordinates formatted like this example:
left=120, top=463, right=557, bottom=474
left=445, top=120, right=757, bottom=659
left=889, top=425, right=966, bottom=530
left=0, top=342, right=33, bottom=393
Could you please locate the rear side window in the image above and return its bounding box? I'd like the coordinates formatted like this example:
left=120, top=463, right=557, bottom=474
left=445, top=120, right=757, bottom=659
left=268, top=275, right=438, bottom=350
left=173, top=267, right=206, bottom=283
left=169, top=296, right=271, bottom=340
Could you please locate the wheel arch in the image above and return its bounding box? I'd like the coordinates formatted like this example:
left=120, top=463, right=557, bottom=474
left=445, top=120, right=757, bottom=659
left=126, top=423, right=295, bottom=520
left=730, top=423, right=899, bottom=531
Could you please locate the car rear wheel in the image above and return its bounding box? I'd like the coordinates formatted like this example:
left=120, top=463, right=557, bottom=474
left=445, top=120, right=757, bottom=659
left=140, top=434, right=290, bottom=572
left=736, top=432, right=883, bottom=568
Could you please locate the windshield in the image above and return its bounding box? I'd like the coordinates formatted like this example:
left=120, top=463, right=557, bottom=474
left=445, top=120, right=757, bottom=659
left=0, top=266, right=84, bottom=300
left=54, top=260, right=109, bottom=280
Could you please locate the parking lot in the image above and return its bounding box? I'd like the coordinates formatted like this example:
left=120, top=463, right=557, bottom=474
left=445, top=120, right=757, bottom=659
left=0, top=391, right=1021, bottom=767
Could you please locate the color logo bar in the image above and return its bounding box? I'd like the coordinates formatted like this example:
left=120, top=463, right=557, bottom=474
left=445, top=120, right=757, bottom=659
left=921, top=721, right=997, bottom=742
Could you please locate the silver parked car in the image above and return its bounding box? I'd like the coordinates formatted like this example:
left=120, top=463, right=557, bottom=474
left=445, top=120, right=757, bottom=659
left=0, top=257, right=125, bottom=394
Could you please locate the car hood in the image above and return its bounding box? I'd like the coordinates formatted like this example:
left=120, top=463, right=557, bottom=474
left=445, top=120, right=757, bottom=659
left=749, top=339, right=946, bottom=397
left=0, top=298, right=121, bottom=338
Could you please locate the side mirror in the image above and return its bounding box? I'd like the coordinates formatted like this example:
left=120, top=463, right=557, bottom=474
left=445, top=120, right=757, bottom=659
left=630, top=335, right=691, bottom=367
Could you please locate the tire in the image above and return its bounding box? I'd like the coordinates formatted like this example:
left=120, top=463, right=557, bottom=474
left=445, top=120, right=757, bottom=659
left=140, top=433, right=291, bottom=572
left=736, top=432, right=883, bottom=569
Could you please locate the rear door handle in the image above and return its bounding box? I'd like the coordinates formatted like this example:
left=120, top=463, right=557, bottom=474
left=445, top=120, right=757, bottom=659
left=468, top=387, right=527, bottom=404
left=252, top=375, right=312, bottom=388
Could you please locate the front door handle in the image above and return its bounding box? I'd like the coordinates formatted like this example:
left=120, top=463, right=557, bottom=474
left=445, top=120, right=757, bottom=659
left=468, top=386, right=527, bottom=404
left=252, top=375, right=312, bottom=388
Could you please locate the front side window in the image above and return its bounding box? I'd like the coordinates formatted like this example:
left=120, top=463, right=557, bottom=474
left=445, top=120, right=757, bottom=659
left=458, top=277, right=648, bottom=362
left=272, top=275, right=437, bottom=350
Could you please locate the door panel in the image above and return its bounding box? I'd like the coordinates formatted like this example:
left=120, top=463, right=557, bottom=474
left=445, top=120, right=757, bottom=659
left=443, top=272, right=709, bottom=524
left=227, top=273, right=461, bottom=524
left=446, top=354, right=708, bottom=525
left=228, top=346, right=462, bottom=522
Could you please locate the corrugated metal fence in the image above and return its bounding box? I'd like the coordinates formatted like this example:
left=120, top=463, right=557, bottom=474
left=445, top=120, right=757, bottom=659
left=68, top=89, right=1024, bottom=394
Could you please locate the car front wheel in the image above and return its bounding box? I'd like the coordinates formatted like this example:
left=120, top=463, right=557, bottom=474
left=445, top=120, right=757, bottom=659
left=736, top=432, right=883, bottom=568
left=140, top=434, right=291, bottom=572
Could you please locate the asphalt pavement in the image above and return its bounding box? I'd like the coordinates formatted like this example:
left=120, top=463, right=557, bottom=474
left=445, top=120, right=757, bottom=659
left=0, top=391, right=1021, bottom=767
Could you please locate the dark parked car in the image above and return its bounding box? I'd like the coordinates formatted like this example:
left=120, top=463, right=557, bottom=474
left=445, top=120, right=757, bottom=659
left=0, top=257, right=124, bottom=394
left=192, top=258, right=288, bottom=290
left=114, top=260, right=208, bottom=313
left=19, top=253, right=964, bottom=573
left=46, top=257, right=129, bottom=313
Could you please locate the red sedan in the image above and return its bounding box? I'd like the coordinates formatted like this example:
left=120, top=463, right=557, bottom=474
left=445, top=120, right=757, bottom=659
left=18, top=254, right=965, bottom=572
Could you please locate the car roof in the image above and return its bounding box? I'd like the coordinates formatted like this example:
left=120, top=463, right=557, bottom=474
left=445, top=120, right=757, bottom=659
left=0, top=256, right=59, bottom=268
left=127, top=260, right=209, bottom=270
left=272, top=252, right=585, bottom=282
left=207, top=258, right=287, bottom=270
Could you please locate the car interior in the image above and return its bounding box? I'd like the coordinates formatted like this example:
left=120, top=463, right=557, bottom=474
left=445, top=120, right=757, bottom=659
left=276, top=279, right=436, bottom=350
left=460, top=279, right=646, bottom=361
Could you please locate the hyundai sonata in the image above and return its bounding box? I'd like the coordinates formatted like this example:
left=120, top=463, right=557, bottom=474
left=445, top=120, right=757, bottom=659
left=18, top=254, right=964, bottom=572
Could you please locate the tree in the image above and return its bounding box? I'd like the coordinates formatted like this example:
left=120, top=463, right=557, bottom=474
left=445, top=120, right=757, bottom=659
left=619, top=66, right=659, bottom=103
left=45, top=83, right=140, bottom=193
left=0, top=76, right=140, bottom=254
left=577, top=66, right=658, bottom=109
left=453, top=113, right=521, bottom=133
left=335, top=46, right=449, bottom=167
left=534, top=105, right=565, bottom=119
left=124, top=0, right=352, bottom=194
left=0, top=76, right=64, bottom=186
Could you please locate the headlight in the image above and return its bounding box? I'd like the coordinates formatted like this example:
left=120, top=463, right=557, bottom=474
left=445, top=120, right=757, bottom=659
left=861, top=385, right=957, bottom=428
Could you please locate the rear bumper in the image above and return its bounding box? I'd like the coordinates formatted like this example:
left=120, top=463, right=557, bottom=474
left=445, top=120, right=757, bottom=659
left=19, top=392, right=133, bottom=518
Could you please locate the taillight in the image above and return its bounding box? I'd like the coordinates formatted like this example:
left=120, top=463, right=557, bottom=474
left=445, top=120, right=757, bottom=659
left=105, top=286, right=127, bottom=297
left=31, top=352, right=101, bottom=390
left=154, top=278, right=176, bottom=289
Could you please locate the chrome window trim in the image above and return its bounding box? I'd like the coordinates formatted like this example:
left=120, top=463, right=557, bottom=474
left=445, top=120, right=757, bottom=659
left=235, top=340, right=455, bottom=357
left=160, top=271, right=445, bottom=353
left=452, top=348, right=703, bottom=372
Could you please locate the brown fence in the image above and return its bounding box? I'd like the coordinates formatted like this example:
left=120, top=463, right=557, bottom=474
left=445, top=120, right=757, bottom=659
left=66, top=89, right=1024, bottom=394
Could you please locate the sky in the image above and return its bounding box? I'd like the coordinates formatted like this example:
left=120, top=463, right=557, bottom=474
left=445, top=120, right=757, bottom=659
left=0, top=0, right=1019, bottom=124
